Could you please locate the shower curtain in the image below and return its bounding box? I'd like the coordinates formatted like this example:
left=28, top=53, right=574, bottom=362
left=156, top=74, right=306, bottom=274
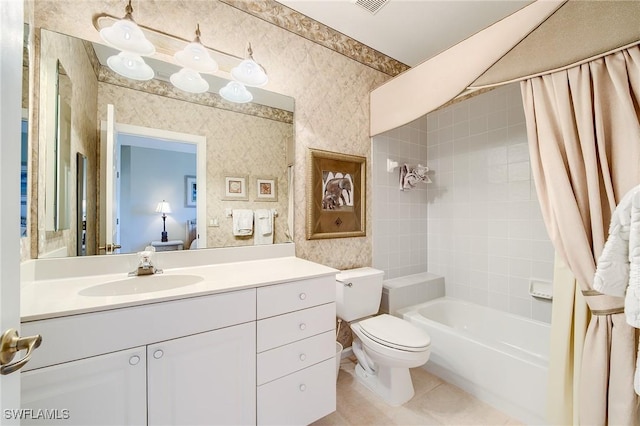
left=521, top=45, right=640, bottom=424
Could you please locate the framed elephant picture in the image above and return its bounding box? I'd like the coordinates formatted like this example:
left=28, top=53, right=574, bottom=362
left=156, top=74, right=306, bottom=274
left=306, top=148, right=366, bottom=239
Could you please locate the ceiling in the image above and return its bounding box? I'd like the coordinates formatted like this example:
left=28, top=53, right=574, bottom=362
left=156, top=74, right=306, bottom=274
left=276, top=0, right=534, bottom=67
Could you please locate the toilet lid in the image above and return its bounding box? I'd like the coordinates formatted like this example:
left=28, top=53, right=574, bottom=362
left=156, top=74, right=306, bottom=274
left=358, top=314, right=430, bottom=352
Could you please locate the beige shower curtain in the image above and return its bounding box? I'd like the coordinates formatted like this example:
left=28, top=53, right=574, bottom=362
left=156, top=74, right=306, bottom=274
left=521, top=46, right=640, bottom=424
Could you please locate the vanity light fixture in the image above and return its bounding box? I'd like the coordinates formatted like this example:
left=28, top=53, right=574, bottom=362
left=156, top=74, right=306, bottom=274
left=155, top=200, right=172, bottom=242
left=174, top=25, right=219, bottom=73
left=170, top=68, right=209, bottom=94
left=94, top=4, right=268, bottom=101
left=107, top=51, right=154, bottom=81
left=99, top=0, right=155, bottom=56
left=231, top=43, right=268, bottom=88
left=169, top=25, right=215, bottom=94
left=219, top=81, right=253, bottom=104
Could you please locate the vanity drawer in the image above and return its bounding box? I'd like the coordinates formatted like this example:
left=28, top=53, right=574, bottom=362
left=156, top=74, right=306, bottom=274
left=257, top=330, right=334, bottom=385
left=257, top=303, right=335, bottom=352
left=257, top=358, right=336, bottom=425
left=257, top=276, right=335, bottom=319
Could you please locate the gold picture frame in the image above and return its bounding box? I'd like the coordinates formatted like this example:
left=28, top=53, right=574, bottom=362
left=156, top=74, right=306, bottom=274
left=306, top=148, right=366, bottom=239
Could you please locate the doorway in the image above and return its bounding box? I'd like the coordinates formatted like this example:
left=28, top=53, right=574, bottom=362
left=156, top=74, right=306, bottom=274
left=99, top=119, right=207, bottom=254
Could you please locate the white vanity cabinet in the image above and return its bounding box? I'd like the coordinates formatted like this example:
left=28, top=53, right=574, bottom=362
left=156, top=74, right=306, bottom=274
left=19, top=256, right=338, bottom=426
left=256, top=276, right=337, bottom=425
left=21, top=289, right=257, bottom=426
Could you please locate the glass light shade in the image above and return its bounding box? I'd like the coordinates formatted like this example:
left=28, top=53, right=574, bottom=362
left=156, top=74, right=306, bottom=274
left=231, top=59, right=268, bottom=87
left=107, top=52, right=154, bottom=81
left=155, top=201, right=172, bottom=214
left=174, top=42, right=219, bottom=73
left=219, top=81, right=253, bottom=104
left=169, top=68, right=209, bottom=94
left=100, top=19, right=155, bottom=56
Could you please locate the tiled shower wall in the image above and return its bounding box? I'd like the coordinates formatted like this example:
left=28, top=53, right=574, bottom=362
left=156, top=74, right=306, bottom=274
left=372, top=117, right=429, bottom=279
left=373, top=83, right=554, bottom=322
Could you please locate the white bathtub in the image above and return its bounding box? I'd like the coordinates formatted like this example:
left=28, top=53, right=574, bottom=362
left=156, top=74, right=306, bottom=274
left=398, top=297, right=550, bottom=425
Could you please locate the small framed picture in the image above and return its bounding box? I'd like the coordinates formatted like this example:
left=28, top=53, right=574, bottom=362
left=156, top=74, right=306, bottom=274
left=222, top=175, right=248, bottom=200
left=255, top=177, right=278, bottom=202
left=185, top=175, right=197, bottom=207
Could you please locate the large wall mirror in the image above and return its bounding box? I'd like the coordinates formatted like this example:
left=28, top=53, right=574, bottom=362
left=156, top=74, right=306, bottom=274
left=28, top=24, right=294, bottom=259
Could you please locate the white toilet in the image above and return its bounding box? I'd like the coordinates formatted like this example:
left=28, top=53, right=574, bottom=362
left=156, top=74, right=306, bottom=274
left=336, top=267, right=431, bottom=406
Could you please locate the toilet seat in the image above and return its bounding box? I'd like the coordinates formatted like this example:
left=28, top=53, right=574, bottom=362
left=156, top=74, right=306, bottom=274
left=357, top=314, right=430, bottom=352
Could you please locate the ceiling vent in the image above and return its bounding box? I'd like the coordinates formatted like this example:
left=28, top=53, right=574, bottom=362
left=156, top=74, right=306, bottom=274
left=354, top=0, right=389, bottom=15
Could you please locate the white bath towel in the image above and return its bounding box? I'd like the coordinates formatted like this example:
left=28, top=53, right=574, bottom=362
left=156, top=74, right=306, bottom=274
left=593, top=183, right=640, bottom=395
left=232, top=209, right=254, bottom=236
left=254, top=209, right=274, bottom=245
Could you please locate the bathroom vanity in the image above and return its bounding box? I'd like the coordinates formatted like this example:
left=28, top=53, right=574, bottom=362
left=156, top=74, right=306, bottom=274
left=19, top=245, right=337, bottom=425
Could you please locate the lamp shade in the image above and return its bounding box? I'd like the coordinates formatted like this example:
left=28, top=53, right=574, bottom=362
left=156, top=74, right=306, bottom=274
left=99, top=18, right=155, bottom=56
left=231, top=58, right=268, bottom=87
left=170, top=68, right=209, bottom=94
left=174, top=42, right=219, bottom=73
left=219, top=81, right=253, bottom=103
left=155, top=201, right=172, bottom=214
left=107, top=52, right=154, bottom=81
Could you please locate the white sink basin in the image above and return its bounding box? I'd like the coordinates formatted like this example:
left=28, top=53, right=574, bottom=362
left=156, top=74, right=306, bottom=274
left=79, top=274, right=204, bottom=297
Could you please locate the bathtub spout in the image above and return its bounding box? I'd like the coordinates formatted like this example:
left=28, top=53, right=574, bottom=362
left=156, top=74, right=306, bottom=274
left=352, top=337, right=376, bottom=375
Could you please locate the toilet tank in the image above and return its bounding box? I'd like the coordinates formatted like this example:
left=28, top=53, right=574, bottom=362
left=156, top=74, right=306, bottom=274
left=335, top=267, right=384, bottom=321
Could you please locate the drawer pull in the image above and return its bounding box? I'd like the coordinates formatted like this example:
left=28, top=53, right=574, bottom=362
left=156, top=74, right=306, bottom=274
left=299, top=323, right=306, bottom=331
left=299, top=384, right=306, bottom=392
left=129, top=355, right=140, bottom=366
left=153, top=349, right=164, bottom=359
left=299, top=353, right=307, bottom=361
left=299, top=292, right=307, bottom=300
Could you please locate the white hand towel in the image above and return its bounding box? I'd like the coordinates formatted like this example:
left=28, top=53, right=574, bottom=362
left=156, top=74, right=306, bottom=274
left=232, top=209, right=254, bottom=236
left=254, top=209, right=274, bottom=245
left=256, top=209, right=273, bottom=236
left=400, top=163, right=431, bottom=190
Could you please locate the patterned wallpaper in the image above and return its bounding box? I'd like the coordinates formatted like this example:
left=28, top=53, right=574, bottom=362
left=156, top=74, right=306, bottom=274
left=30, top=0, right=393, bottom=268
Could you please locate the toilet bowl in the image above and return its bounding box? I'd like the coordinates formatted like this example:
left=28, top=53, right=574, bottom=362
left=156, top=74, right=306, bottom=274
left=350, top=314, right=430, bottom=406
left=335, top=267, right=431, bottom=406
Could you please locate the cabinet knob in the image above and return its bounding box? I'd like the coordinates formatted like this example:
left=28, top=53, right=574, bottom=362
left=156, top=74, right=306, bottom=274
left=299, top=323, right=306, bottom=331
left=153, top=349, right=164, bottom=359
left=299, top=353, right=306, bottom=361
left=299, top=293, right=307, bottom=300
left=129, top=355, right=140, bottom=366
left=299, top=384, right=306, bottom=392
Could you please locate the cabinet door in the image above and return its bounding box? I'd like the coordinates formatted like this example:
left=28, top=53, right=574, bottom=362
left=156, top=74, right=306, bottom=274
left=21, top=347, right=146, bottom=425
left=148, top=322, right=256, bottom=426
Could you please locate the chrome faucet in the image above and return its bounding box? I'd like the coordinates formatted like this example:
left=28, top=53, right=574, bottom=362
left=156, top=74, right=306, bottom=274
left=129, top=247, right=163, bottom=276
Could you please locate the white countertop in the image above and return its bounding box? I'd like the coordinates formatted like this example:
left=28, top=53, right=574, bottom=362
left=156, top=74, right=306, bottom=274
left=21, top=256, right=337, bottom=322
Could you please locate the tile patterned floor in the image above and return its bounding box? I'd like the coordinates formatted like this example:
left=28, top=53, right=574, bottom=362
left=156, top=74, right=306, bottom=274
left=313, top=357, right=524, bottom=426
